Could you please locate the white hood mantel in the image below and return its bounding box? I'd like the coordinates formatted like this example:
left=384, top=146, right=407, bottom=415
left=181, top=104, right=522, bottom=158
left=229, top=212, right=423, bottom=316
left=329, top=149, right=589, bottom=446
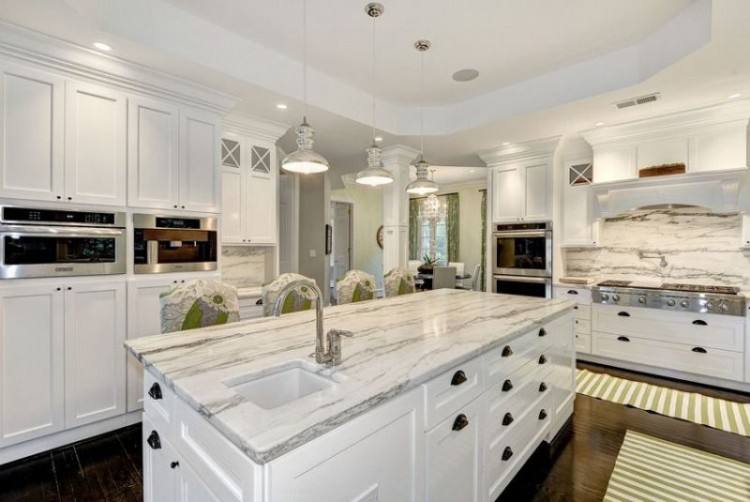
left=592, top=168, right=748, bottom=218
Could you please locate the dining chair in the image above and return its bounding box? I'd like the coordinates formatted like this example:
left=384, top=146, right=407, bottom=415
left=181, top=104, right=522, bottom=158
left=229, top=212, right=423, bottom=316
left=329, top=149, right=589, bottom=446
left=262, top=273, right=318, bottom=316
left=432, top=266, right=457, bottom=290
left=407, top=260, right=421, bottom=276
left=449, top=262, right=465, bottom=288
left=336, top=270, right=376, bottom=304
left=160, top=279, right=240, bottom=334
left=470, top=264, right=482, bottom=291
left=384, top=268, right=416, bottom=297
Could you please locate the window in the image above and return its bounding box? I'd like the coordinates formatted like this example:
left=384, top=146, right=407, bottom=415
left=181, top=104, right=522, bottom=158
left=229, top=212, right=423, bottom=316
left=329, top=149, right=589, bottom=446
left=416, top=195, right=448, bottom=262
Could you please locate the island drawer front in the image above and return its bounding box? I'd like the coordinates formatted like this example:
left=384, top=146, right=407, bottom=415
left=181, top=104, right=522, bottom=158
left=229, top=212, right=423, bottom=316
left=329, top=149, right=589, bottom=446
left=592, top=332, right=745, bottom=382
left=554, top=286, right=592, bottom=305
left=575, top=333, right=592, bottom=354
left=484, top=328, right=554, bottom=388
left=484, top=393, right=553, bottom=501
left=424, top=356, right=483, bottom=430
left=593, top=305, right=744, bottom=352
left=575, top=318, right=591, bottom=334
left=484, top=362, right=545, bottom=441
left=144, top=371, right=175, bottom=430
left=573, top=304, right=591, bottom=321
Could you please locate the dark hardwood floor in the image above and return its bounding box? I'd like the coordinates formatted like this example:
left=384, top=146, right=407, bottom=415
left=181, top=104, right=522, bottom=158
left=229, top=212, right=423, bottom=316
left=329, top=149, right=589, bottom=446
left=2, top=363, right=750, bottom=502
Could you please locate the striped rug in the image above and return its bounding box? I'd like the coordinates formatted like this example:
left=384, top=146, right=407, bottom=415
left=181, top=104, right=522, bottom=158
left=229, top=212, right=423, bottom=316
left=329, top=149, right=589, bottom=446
left=576, top=368, right=750, bottom=436
left=604, top=430, right=750, bottom=502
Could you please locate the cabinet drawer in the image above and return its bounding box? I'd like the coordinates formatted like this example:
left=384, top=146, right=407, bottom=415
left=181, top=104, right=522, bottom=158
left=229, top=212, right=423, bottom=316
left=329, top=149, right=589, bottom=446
left=484, top=362, right=546, bottom=441
left=144, top=371, right=175, bottom=431
left=424, top=356, right=483, bottom=430
left=573, top=304, right=591, bottom=321
left=575, top=333, right=592, bottom=354
left=553, top=286, right=591, bottom=305
left=575, top=318, right=591, bottom=334
left=592, top=332, right=744, bottom=382
left=484, top=327, right=553, bottom=388
left=593, top=305, right=744, bottom=352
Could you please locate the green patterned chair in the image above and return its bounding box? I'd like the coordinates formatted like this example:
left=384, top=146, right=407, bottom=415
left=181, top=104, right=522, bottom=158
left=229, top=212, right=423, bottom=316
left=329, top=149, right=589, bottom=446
left=160, top=280, right=240, bottom=334
left=336, top=270, right=376, bottom=305
left=262, top=273, right=318, bottom=316
left=384, top=268, right=416, bottom=297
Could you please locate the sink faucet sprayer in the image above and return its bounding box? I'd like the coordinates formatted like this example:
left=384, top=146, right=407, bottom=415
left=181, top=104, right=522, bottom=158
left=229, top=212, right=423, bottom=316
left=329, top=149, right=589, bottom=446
left=271, top=280, right=352, bottom=366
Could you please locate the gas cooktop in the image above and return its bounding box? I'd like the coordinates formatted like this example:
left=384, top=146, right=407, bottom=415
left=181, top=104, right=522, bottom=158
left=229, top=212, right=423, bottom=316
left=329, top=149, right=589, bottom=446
left=596, top=280, right=740, bottom=296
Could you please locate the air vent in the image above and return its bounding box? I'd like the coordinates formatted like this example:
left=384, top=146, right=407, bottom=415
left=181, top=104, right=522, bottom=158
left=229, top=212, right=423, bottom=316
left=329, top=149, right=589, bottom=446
left=615, top=92, right=661, bottom=109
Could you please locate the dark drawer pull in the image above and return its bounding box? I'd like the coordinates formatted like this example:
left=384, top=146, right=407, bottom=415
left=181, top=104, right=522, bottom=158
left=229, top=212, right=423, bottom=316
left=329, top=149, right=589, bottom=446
left=170, top=461, right=180, bottom=469
left=618, top=311, right=630, bottom=317
left=502, top=447, right=514, bottom=461
left=502, top=412, right=514, bottom=426
left=538, top=354, right=547, bottom=365
left=692, top=346, right=707, bottom=354
left=146, top=431, right=161, bottom=450
left=617, top=336, right=630, bottom=342
left=539, top=382, right=548, bottom=392
left=148, top=383, right=163, bottom=400
left=450, top=370, right=468, bottom=386
left=539, top=409, right=548, bottom=420
left=567, top=290, right=578, bottom=295
left=501, top=345, right=513, bottom=357
left=538, top=328, right=547, bottom=337
left=452, top=414, right=469, bottom=431
left=573, top=305, right=578, bottom=310
left=692, top=320, right=708, bottom=326
left=502, top=379, right=513, bottom=392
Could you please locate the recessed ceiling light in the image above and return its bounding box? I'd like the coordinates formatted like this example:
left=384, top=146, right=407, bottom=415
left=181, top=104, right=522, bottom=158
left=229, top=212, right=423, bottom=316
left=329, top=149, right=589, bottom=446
left=276, top=103, right=288, bottom=110
left=93, top=42, right=112, bottom=52
left=728, top=93, right=742, bottom=100
left=595, top=122, right=605, bottom=127
left=452, top=68, right=479, bottom=82
left=374, top=136, right=383, bottom=142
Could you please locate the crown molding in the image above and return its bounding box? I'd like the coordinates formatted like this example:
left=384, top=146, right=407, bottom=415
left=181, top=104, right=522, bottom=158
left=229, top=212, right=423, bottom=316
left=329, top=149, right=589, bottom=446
left=380, top=144, right=421, bottom=167
left=222, top=114, right=290, bottom=142
left=0, top=21, right=239, bottom=114
left=478, top=136, right=562, bottom=166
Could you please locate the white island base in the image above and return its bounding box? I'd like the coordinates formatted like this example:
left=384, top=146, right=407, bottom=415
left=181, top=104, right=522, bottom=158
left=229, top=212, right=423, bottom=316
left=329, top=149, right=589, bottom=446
left=139, top=310, right=575, bottom=502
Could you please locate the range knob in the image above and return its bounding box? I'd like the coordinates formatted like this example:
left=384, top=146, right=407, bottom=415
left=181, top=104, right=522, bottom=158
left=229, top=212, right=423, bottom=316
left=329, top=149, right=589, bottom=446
left=680, top=300, right=689, bottom=308
left=706, top=301, right=714, bottom=310
left=601, top=293, right=610, bottom=301
left=720, top=303, right=729, bottom=312
left=667, top=299, right=676, bottom=307
left=638, top=295, right=646, bottom=304
left=612, top=294, right=620, bottom=302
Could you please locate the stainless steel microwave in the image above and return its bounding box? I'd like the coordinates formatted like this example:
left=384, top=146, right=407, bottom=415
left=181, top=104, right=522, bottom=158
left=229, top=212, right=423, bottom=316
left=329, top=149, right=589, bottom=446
left=133, top=214, right=218, bottom=274
left=492, top=222, right=552, bottom=278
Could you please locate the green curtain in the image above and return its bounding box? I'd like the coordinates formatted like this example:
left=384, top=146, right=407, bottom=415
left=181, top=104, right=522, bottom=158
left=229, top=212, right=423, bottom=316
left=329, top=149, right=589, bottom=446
left=480, top=189, right=487, bottom=291
left=446, top=193, right=460, bottom=263
left=408, top=198, right=420, bottom=260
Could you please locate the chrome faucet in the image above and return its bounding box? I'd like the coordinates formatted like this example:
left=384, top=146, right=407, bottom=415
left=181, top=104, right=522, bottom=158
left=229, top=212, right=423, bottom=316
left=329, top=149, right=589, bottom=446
left=271, top=280, right=352, bottom=366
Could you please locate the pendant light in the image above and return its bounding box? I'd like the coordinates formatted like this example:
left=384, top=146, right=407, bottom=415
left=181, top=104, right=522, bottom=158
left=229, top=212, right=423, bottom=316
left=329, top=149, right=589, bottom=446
left=406, top=39, right=438, bottom=195
left=355, top=3, right=394, bottom=186
left=281, top=0, right=329, bottom=174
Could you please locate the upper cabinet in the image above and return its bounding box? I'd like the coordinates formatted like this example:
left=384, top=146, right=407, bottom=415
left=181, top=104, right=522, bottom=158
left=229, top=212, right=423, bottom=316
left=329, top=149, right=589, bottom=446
left=179, top=109, right=220, bottom=213
left=560, top=158, right=598, bottom=247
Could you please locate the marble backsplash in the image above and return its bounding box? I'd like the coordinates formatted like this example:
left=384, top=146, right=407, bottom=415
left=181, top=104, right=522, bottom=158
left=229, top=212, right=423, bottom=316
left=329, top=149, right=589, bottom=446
left=221, top=246, right=269, bottom=288
left=564, top=207, right=750, bottom=288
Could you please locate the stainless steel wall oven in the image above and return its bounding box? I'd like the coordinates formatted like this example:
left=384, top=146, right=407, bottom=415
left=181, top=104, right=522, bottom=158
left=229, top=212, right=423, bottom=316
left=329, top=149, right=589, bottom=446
left=491, top=222, right=552, bottom=298
left=133, top=214, right=217, bottom=274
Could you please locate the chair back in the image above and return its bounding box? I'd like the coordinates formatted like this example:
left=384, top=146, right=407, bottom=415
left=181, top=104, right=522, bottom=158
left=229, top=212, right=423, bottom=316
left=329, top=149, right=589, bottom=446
left=470, top=264, right=482, bottom=291
left=160, top=280, right=240, bottom=334
left=262, top=273, right=318, bottom=316
left=336, top=270, right=376, bottom=305
left=384, top=268, right=416, bottom=297
left=449, top=262, right=465, bottom=287
left=432, top=266, right=457, bottom=290
left=407, top=260, right=421, bottom=276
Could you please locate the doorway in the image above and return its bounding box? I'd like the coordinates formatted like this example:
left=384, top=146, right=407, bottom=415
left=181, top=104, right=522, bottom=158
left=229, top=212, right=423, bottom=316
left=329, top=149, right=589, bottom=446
left=330, top=200, right=353, bottom=301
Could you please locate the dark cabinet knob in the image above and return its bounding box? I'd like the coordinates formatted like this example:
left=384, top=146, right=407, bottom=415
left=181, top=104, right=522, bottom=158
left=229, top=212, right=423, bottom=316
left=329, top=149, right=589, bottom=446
left=146, top=431, right=161, bottom=450
left=692, top=346, right=707, bottom=354
left=538, top=354, right=547, bottom=365
left=502, top=412, right=514, bottom=426
left=56, top=195, right=62, bottom=200
left=170, top=461, right=180, bottom=469
left=501, top=345, right=513, bottom=357
left=617, top=336, right=630, bottom=342
left=567, top=290, right=578, bottom=295
left=502, top=447, right=514, bottom=461
left=67, top=197, right=72, bottom=201
left=617, top=311, right=630, bottom=317
left=538, top=328, right=547, bottom=337
left=539, top=382, right=548, bottom=392
left=502, top=379, right=513, bottom=392
left=692, top=320, right=707, bottom=326
left=450, top=370, right=467, bottom=386
left=452, top=414, right=469, bottom=431
left=539, top=409, right=548, bottom=420
left=148, top=383, right=163, bottom=400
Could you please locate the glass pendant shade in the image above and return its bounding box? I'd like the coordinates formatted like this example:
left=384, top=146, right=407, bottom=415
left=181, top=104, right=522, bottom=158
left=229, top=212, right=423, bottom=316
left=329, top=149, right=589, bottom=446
left=282, top=119, right=329, bottom=174
left=355, top=144, right=393, bottom=186
left=405, top=156, right=438, bottom=195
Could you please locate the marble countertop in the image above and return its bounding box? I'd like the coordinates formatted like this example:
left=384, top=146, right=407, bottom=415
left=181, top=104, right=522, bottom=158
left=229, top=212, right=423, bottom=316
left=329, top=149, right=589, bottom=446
left=126, top=290, right=574, bottom=464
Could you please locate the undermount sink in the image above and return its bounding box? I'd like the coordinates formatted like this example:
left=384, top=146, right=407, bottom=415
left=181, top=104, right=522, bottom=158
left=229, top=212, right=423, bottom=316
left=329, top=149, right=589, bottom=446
left=225, top=361, right=341, bottom=410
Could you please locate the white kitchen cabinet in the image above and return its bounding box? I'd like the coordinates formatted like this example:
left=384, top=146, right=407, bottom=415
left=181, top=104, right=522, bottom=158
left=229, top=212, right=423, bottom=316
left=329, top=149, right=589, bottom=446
left=176, top=456, right=222, bottom=502
left=0, top=63, right=65, bottom=202
left=560, top=159, right=598, bottom=247
left=492, top=160, right=550, bottom=223
left=221, top=135, right=278, bottom=244
left=592, top=145, right=636, bottom=183
left=179, top=108, right=220, bottom=213
left=524, top=163, right=549, bottom=221
left=64, top=81, right=127, bottom=206
left=64, top=281, right=126, bottom=428
left=492, top=166, right=522, bottom=223
left=0, top=285, right=64, bottom=447
left=690, top=120, right=749, bottom=173
left=143, top=415, right=178, bottom=502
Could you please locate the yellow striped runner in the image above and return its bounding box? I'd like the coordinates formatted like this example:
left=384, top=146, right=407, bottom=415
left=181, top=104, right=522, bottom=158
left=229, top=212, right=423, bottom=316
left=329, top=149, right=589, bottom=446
left=604, top=430, right=750, bottom=502
left=576, top=369, right=750, bottom=436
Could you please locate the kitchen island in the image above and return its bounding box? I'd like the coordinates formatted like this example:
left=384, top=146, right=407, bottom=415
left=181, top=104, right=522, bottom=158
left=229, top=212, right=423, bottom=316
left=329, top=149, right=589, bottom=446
left=126, top=289, right=575, bottom=502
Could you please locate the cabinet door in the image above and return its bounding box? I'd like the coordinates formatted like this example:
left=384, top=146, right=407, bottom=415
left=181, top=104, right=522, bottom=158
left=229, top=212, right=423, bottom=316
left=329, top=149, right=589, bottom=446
left=0, top=285, right=64, bottom=447
left=176, top=458, right=222, bottom=502
left=128, top=97, right=180, bottom=209
left=64, top=81, right=127, bottom=206
left=143, top=416, right=178, bottom=502
left=593, top=145, right=636, bottom=183
left=0, top=63, right=64, bottom=201
left=221, top=168, right=244, bottom=244
left=492, top=166, right=523, bottom=223
left=561, top=184, right=593, bottom=246
left=426, top=397, right=482, bottom=502
left=245, top=144, right=277, bottom=244
left=64, top=281, right=126, bottom=427
left=179, top=109, right=220, bottom=212
left=523, top=163, right=549, bottom=221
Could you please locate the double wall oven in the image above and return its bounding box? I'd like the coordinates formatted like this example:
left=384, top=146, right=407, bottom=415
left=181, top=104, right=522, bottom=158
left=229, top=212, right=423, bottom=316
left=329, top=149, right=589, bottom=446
left=491, top=222, right=552, bottom=298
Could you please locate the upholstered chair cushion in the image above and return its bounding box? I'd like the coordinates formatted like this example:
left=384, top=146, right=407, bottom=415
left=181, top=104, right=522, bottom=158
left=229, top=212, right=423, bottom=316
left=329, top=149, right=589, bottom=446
left=262, top=273, right=318, bottom=316
left=160, top=280, right=240, bottom=334
left=384, top=268, right=416, bottom=297
left=336, top=270, right=376, bottom=305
